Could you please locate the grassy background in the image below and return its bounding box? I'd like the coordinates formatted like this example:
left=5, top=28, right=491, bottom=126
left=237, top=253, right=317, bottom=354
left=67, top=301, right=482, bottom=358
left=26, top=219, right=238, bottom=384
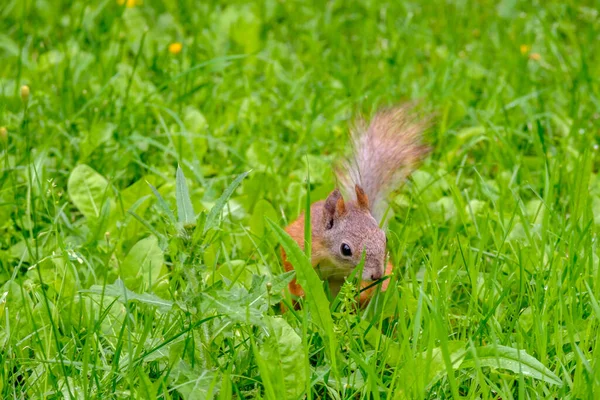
left=1, top=0, right=600, bottom=398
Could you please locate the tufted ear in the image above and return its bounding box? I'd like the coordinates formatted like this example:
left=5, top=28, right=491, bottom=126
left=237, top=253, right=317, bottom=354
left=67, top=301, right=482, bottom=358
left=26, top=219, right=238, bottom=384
left=355, top=184, right=370, bottom=210
left=323, top=189, right=346, bottom=230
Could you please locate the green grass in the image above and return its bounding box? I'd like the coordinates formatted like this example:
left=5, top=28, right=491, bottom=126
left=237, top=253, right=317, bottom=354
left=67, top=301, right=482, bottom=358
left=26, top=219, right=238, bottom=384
left=1, top=0, right=600, bottom=398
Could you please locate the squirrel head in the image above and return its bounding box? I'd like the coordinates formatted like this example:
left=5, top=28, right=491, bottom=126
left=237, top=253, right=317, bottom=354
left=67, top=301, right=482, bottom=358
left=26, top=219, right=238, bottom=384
left=320, top=185, right=387, bottom=282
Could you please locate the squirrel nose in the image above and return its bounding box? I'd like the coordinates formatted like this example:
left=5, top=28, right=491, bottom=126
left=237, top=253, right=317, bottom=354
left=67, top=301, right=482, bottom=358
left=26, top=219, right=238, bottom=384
left=370, top=270, right=383, bottom=280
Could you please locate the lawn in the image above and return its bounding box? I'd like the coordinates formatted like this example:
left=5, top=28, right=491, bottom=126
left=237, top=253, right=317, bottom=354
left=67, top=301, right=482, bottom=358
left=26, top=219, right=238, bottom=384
left=1, top=0, right=600, bottom=398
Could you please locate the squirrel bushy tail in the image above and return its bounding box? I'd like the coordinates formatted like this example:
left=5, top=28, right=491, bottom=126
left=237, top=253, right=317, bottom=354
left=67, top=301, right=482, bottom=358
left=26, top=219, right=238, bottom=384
left=336, top=103, right=431, bottom=221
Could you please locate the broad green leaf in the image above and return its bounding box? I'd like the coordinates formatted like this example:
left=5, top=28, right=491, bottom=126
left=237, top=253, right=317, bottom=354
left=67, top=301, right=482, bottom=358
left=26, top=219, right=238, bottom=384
left=36, top=256, right=78, bottom=297
left=172, top=107, right=209, bottom=162
left=248, top=272, right=295, bottom=307
left=0, top=33, right=19, bottom=56
left=266, top=218, right=338, bottom=374
left=314, top=367, right=365, bottom=392
left=245, top=142, right=271, bottom=170
left=204, top=170, right=251, bottom=233
left=81, top=279, right=173, bottom=312
left=80, top=122, right=115, bottom=160
left=206, top=272, right=295, bottom=323
left=267, top=271, right=296, bottom=298
left=204, top=288, right=265, bottom=326
left=8, top=238, right=35, bottom=263
left=258, top=316, right=307, bottom=400
left=227, top=6, right=262, bottom=55
left=423, top=341, right=467, bottom=389
left=252, top=335, right=278, bottom=400
left=176, top=166, right=196, bottom=227
left=136, top=369, right=158, bottom=399
left=300, top=154, right=330, bottom=185
left=121, top=175, right=160, bottom=212
left=67, top=164, right=111, bottom=220
left=461, top=345, right=563, bottom=386
left=393, top=340, right=466, bottom=397
left=204, top=272, right=293, bottom=327
left=184, top=106, right=208, bottom=132
left=120, top=236, right=165, bottom=292
left=64, top=295, right=126, bottom=341
left=360, top=320, right=402, bottom=366
left=249, top=199, right=278, bottom=237
left=119, top=175, right=161, bottom=239
left=205, top=260, right=251, bottom=287
left=169, top=362, right=219, bottom=400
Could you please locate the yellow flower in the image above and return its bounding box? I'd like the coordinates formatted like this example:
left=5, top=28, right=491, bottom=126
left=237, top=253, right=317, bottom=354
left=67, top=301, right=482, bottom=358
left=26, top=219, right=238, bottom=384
left=0, top=127, right=7, bottom=143
left=169, top=42, right=183, bottom=55
left=20, top=85, right=30, bottom=102
left=118, top=0, right=142, bottom=7
left=529, top=52, right=541, bottom=61
left=520, top=44, right=530, bottom=55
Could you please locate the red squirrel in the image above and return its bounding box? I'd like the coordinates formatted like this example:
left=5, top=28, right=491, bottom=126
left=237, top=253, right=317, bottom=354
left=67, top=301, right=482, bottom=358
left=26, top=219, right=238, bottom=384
left=281, top=103, right=431, bottom=306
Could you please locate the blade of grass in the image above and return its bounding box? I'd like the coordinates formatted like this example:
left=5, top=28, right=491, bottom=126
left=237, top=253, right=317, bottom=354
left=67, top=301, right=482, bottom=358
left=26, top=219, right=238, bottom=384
left=204, top=170, right=251, bottom=234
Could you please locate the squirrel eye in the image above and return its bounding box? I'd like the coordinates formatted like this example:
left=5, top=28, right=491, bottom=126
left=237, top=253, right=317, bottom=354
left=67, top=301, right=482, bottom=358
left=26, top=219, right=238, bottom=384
left=340, top=243, right=352, bottom=257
